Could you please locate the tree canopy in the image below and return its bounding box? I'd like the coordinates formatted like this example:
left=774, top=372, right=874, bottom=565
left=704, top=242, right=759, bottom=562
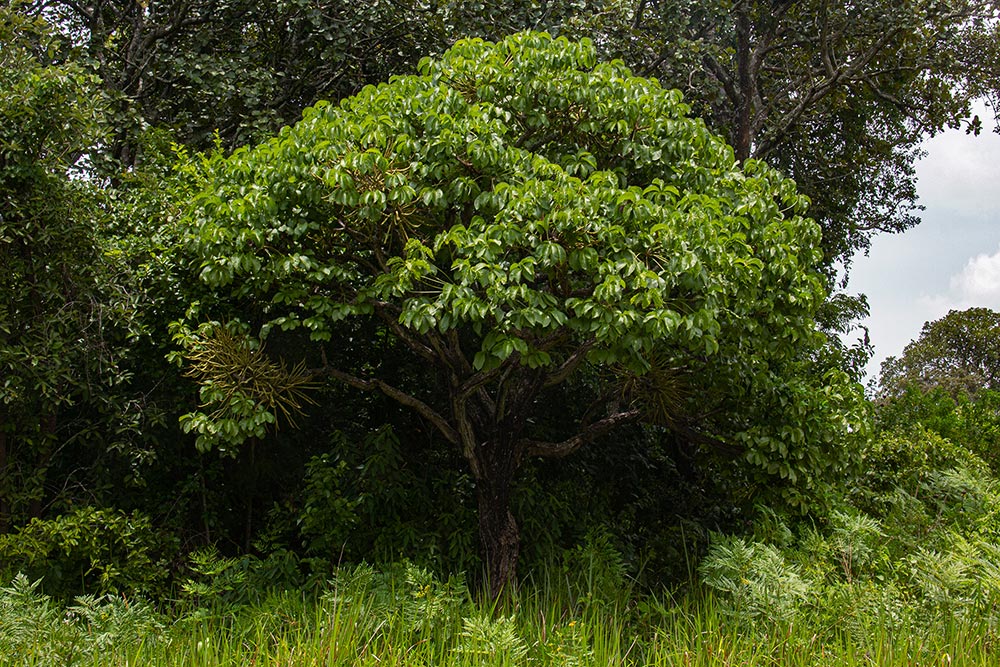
left=879, top=308, right=1000, bottom=399
left=177, top=32, right=866, bottom=595
left=21, top=1, right=998, bottom=274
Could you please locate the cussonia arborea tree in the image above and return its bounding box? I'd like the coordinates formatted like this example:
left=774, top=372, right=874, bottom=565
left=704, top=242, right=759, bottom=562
left=174, top=33, right=866, bottom=596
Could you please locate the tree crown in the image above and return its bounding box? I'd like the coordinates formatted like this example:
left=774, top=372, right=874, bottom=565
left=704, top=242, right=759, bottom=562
left=189, top=33, right=824, bottom=364
left=179, top=32, right=865, bottom=509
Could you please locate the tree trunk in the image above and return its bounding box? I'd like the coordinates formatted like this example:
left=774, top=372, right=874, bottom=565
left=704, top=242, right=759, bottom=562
left=473, top=438, right=521, bottom=599
left=734, top=1, right=754, bottom=163
left=27, top=413, right=58, bottom=520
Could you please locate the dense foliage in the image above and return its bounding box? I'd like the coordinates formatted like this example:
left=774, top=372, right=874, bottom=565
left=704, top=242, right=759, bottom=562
left=176, top=32, right=865, bottom=593
left=1, top=7, right=999, bottom=652
left=0, top=6, right=123, bottom=531
left=24, top=0, right=998, bottom=270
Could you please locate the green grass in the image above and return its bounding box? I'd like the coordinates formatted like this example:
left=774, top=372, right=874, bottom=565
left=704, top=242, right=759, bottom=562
left=2, top=565, right=997, bottom=666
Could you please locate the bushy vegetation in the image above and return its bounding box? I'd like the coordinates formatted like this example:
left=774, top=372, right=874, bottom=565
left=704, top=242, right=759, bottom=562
left=5, top=375, right=1000, bottom=663
left=5, top=0, right=1000, bottom=661
left=3, top=533, right=999, bottom=666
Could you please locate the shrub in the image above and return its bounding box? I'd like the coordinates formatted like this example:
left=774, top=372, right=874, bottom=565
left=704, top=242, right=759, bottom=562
left=0, top=506, right=176, bottom=599
left=855, top=427, right=988, bottom=513
left=454, top=614, right=530, bottom=664
left=699, top=535, right=811, bottom=626
left=323, top=561, right=469, bottom=635
left=298, top=426, right=478, bottom=574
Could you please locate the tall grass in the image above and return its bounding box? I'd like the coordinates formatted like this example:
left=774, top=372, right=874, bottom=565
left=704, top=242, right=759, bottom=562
left=2, top=564, right=996, bottom=666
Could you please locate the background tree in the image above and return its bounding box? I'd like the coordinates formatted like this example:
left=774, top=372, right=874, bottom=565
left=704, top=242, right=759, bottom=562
left=177, top=33, right=865, bottom=596
left=567, top=0, right=999, bottom=268
left=0, top=3, right=205, bottom=544
left=879, top=308, right=1000, bottom=399
left=26, top=0, right=456, bottom=165
left=0, top=6, right=120, bottom=530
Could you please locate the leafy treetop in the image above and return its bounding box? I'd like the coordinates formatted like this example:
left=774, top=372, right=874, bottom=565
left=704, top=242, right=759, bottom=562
left=178, top=32, right=866, bottom=594
left=879, top=308, right=1000, bottom=400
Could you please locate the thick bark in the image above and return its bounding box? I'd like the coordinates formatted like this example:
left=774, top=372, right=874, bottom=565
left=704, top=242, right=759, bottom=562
left=472, top=437, right=521, bottom=599
left=733, top=2, right=754, bottom=163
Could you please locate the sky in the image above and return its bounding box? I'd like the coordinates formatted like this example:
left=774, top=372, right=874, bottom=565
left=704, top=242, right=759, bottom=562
left=846, top=106, right=1000, bottom=384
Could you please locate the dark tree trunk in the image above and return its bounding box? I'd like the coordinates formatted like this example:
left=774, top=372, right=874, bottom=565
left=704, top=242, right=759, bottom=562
left=28, top=414, right=58, bottom=520
left=734, top=2, right=754, bottom=163
left=472, top=437, right=522, bottom=599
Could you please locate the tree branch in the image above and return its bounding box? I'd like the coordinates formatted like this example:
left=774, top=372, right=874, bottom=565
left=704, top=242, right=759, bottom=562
left=58, top=0, right=93, bottom=20
left=702, top=54, right=740, bottom=108
left=819, top=0, right=837, bottom=78
left=372, top=301, right=437, bottom=364
left=542, top=339, right=594, bottom=388
left=671, top=422, right=743, bottom=457
left=456, top=366, right=502, bottom=401
left=521, top=408, right=642, bottom=459
left=315, top=365, right=459, bottom=446
left=754, top=19, right=906, bottom=158
left=631, top=0, right=649, bottom=30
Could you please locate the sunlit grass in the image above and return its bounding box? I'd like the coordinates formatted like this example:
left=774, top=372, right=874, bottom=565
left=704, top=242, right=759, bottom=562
left=3, top=565, right=997, bottom=667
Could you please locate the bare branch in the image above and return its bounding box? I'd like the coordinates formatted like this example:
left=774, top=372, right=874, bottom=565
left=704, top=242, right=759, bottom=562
left=447, top=330, right=474, bottom=376
left=316, top=365, right=460, bottom=446
left=820, top=0, right=837, bottom=77
left=755, top=17, right=907, bottom=158
left=522, top=408, right=642, bottom=459
left=456, top=366, right=502, bottom=401
left=631, top=0, right=649, bottom=30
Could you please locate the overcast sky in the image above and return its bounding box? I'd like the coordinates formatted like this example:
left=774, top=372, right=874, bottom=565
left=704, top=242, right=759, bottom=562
left=847, top=106, right=1000, bottom=384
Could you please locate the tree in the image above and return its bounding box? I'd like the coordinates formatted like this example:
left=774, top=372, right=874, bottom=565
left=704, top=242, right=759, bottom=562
left=24, top=0, right=459, bottom=165
left=177, top=33, right=865, bottom=595
left=0, top=5, right=119, bottom=530
left=879, top=308, right=1000, bottom=399
left=568, top=0, right=999, bottom=268
left=875, top=308, right=1000, bottom=477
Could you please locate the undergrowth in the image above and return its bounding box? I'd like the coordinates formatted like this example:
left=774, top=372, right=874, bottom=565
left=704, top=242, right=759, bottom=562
left=1, top=554, right=997, bottom=666
left=3, top=414, right=1000, bottom=665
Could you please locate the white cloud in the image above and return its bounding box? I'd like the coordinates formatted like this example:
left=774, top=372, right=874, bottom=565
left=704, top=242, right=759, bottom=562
left=950, top=244, right=1000, bottom=308
left=916, top=101, right=1000, bottom=209
left=915, top=293, right=957, bottom=318
left=844, top=100, right=1000, bottom=382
